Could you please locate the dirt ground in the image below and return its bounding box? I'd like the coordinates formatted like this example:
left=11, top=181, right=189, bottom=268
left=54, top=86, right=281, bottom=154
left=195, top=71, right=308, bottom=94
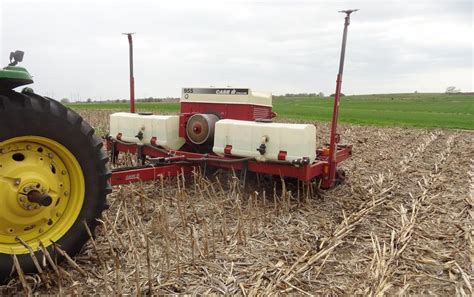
left=1, top=110, right=473, bottom=295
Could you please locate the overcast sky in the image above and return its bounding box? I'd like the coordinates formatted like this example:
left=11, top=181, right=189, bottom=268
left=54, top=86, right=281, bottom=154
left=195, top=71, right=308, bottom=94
left=1, top=0, right=472, bottom=101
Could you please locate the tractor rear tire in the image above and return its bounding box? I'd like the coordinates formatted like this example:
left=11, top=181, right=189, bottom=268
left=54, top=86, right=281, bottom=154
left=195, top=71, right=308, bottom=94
left=0, top=89, right=111, bottom=283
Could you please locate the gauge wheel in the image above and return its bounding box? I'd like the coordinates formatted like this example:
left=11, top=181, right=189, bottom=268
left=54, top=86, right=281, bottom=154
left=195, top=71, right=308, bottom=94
left=335, top=169, right=346, bottom=186
left=0, top=89, right=111, bottom=283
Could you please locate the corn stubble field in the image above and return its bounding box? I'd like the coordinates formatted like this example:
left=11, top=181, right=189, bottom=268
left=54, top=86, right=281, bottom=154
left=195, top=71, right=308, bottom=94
left=1, top=110, right=473, bottom=295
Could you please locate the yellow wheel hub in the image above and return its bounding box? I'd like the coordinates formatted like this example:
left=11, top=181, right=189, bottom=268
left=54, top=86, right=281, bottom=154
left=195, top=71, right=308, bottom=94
left=0, top=136, right=85, bottom=254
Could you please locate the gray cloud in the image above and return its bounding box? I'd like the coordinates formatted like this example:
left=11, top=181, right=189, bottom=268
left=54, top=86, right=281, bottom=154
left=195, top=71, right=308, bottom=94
left=1, top=0, right=472, bottom=101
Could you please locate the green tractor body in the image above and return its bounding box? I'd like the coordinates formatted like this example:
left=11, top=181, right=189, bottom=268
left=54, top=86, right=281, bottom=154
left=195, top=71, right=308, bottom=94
left=0, top=66, right=33, bottom=90
left=0, top=50, right=33, bottom=90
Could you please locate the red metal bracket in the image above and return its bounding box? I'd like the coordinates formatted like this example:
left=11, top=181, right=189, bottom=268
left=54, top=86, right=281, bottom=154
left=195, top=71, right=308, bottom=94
left=224, top=145, right=232, bottom=155
left=278, top=151, right=287, bottom=161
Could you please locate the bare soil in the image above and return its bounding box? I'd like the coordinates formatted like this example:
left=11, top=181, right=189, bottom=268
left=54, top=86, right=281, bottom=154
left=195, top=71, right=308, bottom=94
left=1, top=110, right=472, bottom=295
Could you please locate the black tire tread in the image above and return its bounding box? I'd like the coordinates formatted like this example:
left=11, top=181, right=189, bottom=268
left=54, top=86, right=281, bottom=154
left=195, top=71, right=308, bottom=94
left=0, top=89, right=111, bottom=283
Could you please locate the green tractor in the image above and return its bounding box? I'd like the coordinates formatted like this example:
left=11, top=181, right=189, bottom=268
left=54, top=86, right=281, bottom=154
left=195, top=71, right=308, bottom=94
left=0, top=51, right=110, bottom=283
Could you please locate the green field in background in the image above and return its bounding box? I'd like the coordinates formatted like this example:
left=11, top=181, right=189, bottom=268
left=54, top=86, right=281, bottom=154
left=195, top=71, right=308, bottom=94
left=67, top=93, right=474, bottom=129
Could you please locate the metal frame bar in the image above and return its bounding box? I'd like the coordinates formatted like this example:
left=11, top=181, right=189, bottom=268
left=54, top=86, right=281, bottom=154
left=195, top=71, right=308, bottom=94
left=324, top=9, right=358, bottom=189
left=108, top=140, right=352, bottom=187
left=122, top=32, right=135, bottom=113
left=111, top=164, right=193, bottom=185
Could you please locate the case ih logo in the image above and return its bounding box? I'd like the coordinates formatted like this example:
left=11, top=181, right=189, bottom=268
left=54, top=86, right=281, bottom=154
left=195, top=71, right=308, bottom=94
left=215, top=89, right=248, bottom=95
left=182, top=88, right=249, bottom=96
left=216, top=89, right=234, bottom=95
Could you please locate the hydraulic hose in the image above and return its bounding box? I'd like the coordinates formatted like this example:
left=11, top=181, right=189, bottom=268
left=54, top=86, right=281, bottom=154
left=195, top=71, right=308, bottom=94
left=111, top=139, right=294, bottom=166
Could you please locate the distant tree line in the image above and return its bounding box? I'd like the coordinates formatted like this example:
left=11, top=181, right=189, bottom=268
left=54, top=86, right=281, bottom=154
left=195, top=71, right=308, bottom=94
left=283, top=92, right=325, bottom=97
left=280, top=92, right=347, bottom=98
left=61, top=97, right=180, bottom=104
left=445, top=86, right=461, bottom=94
